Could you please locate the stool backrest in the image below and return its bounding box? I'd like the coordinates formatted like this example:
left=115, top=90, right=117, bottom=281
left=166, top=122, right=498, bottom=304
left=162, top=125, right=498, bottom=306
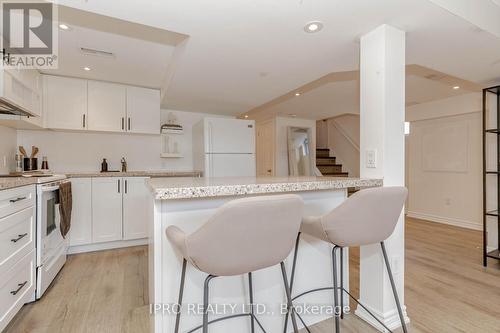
left=187, top=194, right=304, bottom=276
left=322, top=187, right=407, bottom=247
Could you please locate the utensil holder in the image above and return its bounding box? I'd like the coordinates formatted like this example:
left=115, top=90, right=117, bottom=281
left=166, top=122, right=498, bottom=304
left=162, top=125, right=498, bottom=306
left=23, top=158, right=38, bottom=171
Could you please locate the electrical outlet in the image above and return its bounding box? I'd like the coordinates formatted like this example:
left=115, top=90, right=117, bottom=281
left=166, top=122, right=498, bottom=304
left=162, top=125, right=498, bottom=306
left=366, top=150, right=377, bottom=168
left=391, top=256, right=400, bottom=275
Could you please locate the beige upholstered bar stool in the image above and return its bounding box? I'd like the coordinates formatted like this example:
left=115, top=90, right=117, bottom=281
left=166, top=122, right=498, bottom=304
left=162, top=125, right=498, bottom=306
left=284, top=187, right=408, bottom=333
left=166, top=194, right=304, bottom=333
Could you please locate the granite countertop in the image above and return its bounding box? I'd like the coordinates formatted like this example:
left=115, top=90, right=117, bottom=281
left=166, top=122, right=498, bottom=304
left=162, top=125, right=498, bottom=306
left=66, top=171, right=203, bottom=178
left=148, top=176, right=383, bottom=200
left=0, top=177, right=38, bottom=191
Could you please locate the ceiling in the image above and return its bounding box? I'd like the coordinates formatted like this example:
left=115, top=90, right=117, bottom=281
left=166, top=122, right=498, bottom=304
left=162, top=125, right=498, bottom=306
left=41, top=6, right=187, bottom=89
left=55, top=0, right=500, bottom=116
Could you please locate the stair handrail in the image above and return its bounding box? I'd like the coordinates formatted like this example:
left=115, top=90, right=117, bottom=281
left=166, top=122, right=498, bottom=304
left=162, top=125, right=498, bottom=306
left=329, top=118, right=360, bottom=152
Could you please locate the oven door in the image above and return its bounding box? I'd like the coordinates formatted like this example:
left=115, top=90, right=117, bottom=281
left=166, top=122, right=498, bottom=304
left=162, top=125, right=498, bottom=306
left=37, top=185, right=65, bottom=266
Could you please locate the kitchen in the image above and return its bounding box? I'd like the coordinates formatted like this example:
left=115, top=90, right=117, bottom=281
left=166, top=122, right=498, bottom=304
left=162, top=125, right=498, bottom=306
left=2, top=1, right=500, bottom=333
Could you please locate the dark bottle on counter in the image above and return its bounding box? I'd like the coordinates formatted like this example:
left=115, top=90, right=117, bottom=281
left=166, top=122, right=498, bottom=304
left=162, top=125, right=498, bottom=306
left=101, top=158, right=108, bottom=172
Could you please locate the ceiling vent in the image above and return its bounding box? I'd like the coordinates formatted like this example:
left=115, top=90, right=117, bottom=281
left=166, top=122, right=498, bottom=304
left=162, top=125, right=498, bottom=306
left=80, top=47, right=115, bottom=58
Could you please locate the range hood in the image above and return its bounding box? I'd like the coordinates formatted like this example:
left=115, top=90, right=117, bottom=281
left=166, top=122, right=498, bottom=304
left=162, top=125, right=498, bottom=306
left=0, top=98, right=35, bottom=117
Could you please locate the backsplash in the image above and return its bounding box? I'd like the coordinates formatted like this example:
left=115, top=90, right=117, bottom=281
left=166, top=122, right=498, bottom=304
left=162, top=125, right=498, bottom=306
left=0, top=125, right=17, bottom=174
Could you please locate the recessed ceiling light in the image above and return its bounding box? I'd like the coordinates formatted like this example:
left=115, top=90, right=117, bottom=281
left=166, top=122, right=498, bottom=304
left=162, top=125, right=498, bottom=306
left=304, top=21, right=323, bottom=33
left=244, top=115, right=249, bottom=119
left=453, top=86, right=460, bottom=90
left=83, top=67, right=91, bottom=71
left=295, top=93, right=301, bottom=96
left=289, top=114, right=297, bottom=117
left=59, top=24, right=70, bottom=30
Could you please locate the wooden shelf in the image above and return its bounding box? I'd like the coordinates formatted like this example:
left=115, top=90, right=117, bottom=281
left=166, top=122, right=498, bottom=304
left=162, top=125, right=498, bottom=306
left=161, top=153, right=183, bottom=158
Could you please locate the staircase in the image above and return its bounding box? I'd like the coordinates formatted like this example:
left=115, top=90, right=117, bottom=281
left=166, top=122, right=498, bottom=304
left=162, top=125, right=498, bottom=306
left=316, top=148, right=349, bottom=177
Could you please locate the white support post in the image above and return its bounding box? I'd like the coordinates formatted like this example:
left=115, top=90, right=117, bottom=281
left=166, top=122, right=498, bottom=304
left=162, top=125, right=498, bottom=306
left=357, top=24, right=409, bottom=331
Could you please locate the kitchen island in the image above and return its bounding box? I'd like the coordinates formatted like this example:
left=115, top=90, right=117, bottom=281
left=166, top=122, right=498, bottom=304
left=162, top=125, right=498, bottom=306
left=148, top=176, right=382, bottom=333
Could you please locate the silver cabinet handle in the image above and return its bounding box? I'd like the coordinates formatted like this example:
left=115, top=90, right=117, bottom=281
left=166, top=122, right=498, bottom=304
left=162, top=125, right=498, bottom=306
left=121, top=117, right=125, bottom=130
left=10, top=281, right=27, bottom=295
left=11, top=233, right=28, bottom=243
left=83, top=114, right=86, bottom=128
left=125, top=179, right=128, bottom=194
left=9, top=196, right=26, bottom=203
left=128, top=118, right=131, bottom=131
left=118, top=179, right=120, bottom=193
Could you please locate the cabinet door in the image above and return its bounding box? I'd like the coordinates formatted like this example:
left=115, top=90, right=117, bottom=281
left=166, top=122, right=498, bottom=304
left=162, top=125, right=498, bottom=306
left=122, top=177, right=149, bottom=240
left=88, top=81, right=126, bottom=132
left=91, top=177, right=123, bottom=243
left=68, top=178, right=92, bottom=246
left=44, top=75, right=87, bottom=130
left=126, top=86, right=160, bottom=134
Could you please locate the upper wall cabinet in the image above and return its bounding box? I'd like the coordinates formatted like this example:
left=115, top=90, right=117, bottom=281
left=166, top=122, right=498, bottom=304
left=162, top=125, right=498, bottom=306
left=44, top=75, right=88, bottom=130
left=88, top=81, right=126, bottom=132
left=43, top=75, right=160, bottom=135
left=126, top=86, right=160, bottom=134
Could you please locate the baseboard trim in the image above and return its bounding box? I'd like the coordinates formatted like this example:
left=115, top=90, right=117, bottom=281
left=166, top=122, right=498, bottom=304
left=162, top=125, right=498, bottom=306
left=406, top=211, right=482, bottom=231
left=68, top=238, right=148, bottom=254
left=355, top=301, right=410, bottom=332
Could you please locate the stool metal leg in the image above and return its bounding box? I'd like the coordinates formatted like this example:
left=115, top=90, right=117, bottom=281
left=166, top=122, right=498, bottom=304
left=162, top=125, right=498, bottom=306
left=174, top=259, right=187, bottom=333
left=203, top=275, right=216, bottom=333
left=332, top=246, right=340, bottom=333
left=340, top=247, right=344, bottom=320
left=380, top=242, right=408, bottom=333
left=249, top=272, right=255, bottom=333
left=284, top=232, right=301, bottom=333
left=280, top=262, right=299, bottom=333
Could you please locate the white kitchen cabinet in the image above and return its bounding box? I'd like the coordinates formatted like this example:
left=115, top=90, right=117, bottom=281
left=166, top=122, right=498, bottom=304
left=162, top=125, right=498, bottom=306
left=68, top=178, right=92, bottom=246
left=91, top=178, right=123, bottom=243
left=126, top=86, right=160, bottom=134
left=44, top=75, right=88, bottom=130
left=88, top=81, right=126, bottom=132
left=122, top=177, right=149, bottom=240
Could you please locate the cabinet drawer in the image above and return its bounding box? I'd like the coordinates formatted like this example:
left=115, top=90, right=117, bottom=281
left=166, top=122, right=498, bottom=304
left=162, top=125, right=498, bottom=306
left=0, top=250, right=35, bottom=332
left=0, top=186, right=35, bottom=219
left=0, top=207, right=35, bottom=278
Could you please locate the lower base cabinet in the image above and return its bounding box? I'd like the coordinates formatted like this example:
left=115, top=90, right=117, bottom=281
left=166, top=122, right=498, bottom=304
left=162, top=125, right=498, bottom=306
left=69, top=177, right=149, bottom=249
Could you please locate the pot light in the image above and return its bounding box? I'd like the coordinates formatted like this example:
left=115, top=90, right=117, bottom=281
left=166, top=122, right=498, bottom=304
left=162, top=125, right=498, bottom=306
left=295, top=93, right=301, bottom=96
left=453, top=86, right=460, bottom=90
left=83, top=67, right=91, bottom=71
left=304, top=21, right=323, bottom=33
left=244, top=115, right=249, bottom=119
left=59, top=24, right=70, bottom=30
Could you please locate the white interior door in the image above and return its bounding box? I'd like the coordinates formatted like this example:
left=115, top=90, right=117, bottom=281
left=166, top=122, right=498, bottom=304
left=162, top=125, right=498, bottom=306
left=205, top=118, right=255, bottom=153
left=91, top=178, right=122, bottom=243
left=69, top=178, right=92, bottom=247
left=126, top=86, right=160, bottom=134
left=206, top=154, right=256, bottom=177
left=122, top=177, right=149, bottom=240
left=88, top=81, right=126, bottom=132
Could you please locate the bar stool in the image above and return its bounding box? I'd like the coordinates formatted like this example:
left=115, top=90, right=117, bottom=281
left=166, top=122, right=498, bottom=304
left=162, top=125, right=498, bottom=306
left=284, top=187, right=409, bottom=333
left=166, top=194, right=304, bottom=333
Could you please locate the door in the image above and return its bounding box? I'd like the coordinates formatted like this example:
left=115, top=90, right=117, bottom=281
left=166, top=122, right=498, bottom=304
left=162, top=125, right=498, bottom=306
left=205, top=118, right=255, bottom=153
left=206, top=154, right=256, bottom=177
left=69, top=178, right=92, bottom=246
left=122, top=177, right=149, bottom=240
left=88, top=81, right=126, bottom=132
left=91, top=178, right=122, bottom=243
left=44, top=75, right=88, bottom=130
left=126, top=87, right=160, bottom=134
left=256, top=119, right=275, bottom=176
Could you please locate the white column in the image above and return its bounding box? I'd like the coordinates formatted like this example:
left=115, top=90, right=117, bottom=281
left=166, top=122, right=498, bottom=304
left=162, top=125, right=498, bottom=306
left=356, top=24, right=409, bottom=331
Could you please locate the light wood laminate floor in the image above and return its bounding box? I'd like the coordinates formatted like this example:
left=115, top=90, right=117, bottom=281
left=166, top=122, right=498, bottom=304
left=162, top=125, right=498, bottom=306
left=5, top=217, right=500, bottom=333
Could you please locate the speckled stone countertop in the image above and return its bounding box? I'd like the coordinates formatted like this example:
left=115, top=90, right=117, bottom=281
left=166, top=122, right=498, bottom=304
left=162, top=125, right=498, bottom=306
left=0, top=177, right=37, bottom=191
left=148, top=176, right=383, bottom=200
left=66, top=171, right=203, bottom=178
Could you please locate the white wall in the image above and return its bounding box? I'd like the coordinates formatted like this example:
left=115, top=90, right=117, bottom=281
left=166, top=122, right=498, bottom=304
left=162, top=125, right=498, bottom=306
left=326, top=114, right=360, bottom=177
left=275, top=117, right=316, bottom=176
left=406, top=93, right=483, bottom=230
left=16, top=110, right=216, bottom=173
left=0, top=125, right=17, bottom=174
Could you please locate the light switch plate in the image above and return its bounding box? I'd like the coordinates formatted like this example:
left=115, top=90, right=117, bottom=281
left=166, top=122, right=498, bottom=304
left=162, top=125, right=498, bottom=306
left=366, top=150, right=377, bottom=168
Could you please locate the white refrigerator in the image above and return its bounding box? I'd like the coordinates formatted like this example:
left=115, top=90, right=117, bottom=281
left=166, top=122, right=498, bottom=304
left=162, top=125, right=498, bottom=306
left=193, top=117, right=256, bottom=177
